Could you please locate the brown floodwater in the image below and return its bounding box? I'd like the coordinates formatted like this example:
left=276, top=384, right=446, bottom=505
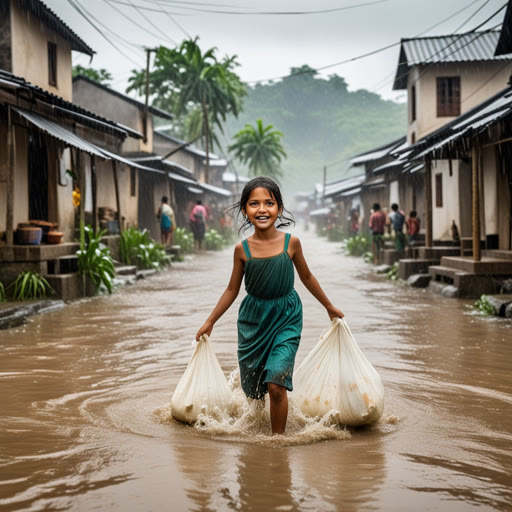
left=1, top=229, right=511, bottom=511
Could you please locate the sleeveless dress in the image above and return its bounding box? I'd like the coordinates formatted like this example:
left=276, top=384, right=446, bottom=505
left=238, top=233, right=303, bottom=399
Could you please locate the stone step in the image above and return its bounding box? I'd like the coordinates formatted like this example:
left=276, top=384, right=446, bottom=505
left=482, top=250, right=512, bottom=261
left=0, top=300, right=65, bottom=330
left=440, top=256, right=512, bottom=275
left=45, top=274, right=95, bottom=301
left=429, top=265, right=469, bottom=286
left=115, top=265, right=137, bottom=276
left=399, top=258, right=440, bottom=280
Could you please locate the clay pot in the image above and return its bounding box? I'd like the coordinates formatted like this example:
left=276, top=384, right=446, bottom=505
left=47, top=231, right=63, bottom=244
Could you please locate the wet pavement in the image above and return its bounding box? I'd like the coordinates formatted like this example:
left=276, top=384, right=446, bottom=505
left=1, top=228, right=511, bottom=511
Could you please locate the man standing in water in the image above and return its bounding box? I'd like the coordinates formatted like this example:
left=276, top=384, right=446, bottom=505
left=369, top=203, right=387, bottom=264
left=389, top=203, right=406, bottom=254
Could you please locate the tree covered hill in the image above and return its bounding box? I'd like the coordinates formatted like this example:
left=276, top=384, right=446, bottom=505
left=224, top=66, right=407, bottom=195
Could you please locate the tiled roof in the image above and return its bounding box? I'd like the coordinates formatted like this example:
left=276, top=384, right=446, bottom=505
left=393, top=31, right=512, bottom=90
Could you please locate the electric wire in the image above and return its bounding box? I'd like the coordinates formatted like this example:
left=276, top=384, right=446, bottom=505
left=125, top=0, right=178, bottom=45
left=107, top=0, right=389, bottom=16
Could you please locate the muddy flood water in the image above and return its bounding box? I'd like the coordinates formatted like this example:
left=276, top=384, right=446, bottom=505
left=1, top=229, right=511, bottom=511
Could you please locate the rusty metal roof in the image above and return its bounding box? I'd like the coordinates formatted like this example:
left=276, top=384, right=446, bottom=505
left=393, top=31, right=512, bottom=90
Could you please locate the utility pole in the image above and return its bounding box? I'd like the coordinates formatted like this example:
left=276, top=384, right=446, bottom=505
left=322, top=165, right=327, bottom=206
left=143, top=48, right=156, bottom=144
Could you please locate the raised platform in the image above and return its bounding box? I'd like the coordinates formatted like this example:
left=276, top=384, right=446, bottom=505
left=439, top=256, right=512, bottom=275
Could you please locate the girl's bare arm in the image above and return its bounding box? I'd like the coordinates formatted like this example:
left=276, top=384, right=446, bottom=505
left=196, top=243, right=245, bottom=340
left=290, top=236, right=344, bottom=319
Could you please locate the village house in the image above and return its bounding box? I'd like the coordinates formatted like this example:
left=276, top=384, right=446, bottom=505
left=73, top=77, right=232, bottom=234
left=0, top=0, right=169, bottom=299
left=393, top=30, right=512, bottom=244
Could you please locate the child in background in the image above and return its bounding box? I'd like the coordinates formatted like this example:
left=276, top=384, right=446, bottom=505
left=406, top=210, right=420, bottom=246
left=196, top=177, right=344, bottom=435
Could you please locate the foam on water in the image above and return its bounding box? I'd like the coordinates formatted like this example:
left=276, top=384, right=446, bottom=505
left=156, top=370, right=356, bottom=446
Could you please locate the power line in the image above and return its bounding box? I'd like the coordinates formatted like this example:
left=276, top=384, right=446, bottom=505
left=107, top=0, right=389, bottom=16
left=452, top=0, right=493, bottom=33
left=66, top=0, right=144, bottom=66
left=125, top=0, right=178, bottom=45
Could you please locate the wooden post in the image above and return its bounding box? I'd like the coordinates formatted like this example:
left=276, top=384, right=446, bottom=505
left=6, top=107, right=15, bottom=246
left=143, top=48, right=151, bottom=144
left=425, top=159, right=433, bottom=248
left=91, top=155, right=97, bottom=233
left=472, top=141, right=481, bottom=262
left=322, top=165, right=327, bottom=207
left=113, top=161, right=123, bottom=233
left=78, top=151, right=85, bottom=247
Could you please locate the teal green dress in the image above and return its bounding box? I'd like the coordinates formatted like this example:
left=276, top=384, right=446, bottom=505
left=238, top=232, right=303, bottom=399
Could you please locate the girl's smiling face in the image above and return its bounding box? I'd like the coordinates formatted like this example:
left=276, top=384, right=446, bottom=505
left=243, top=187, right=282, bottom=230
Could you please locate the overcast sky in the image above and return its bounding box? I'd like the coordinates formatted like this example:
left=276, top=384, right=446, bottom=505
left=45, top=0, right=507, bottom=102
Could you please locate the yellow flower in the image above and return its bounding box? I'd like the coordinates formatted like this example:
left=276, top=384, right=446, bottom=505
left=72, top=188, right=81, bottom=207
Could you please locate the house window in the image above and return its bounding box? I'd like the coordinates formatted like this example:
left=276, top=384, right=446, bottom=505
left=411, top=132, right=416, bottom=145
left=48, top=42, right=57, bottom=86
left=437, top=77, right=460, bottom=117
left=130, top=167, right=136, bottom=196
left=411, top=85, right=416, bottom=122
left=435, top=173, right=443, bottom=207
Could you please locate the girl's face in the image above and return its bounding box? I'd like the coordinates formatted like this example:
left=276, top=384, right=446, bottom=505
left=243, top=187, right=282, bottom=230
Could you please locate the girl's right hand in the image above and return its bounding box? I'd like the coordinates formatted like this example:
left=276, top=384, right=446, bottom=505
left=196, top=321, right=213, bottom=341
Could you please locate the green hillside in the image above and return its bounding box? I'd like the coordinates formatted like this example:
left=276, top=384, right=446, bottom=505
left=223, top=66, right=407, bottom=195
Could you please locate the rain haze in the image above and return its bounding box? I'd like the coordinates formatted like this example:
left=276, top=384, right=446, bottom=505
left=46, top=0, right=507, bottom=101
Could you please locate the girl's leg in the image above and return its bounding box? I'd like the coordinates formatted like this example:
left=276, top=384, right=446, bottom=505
left=267, top=383, right=288, bottom=434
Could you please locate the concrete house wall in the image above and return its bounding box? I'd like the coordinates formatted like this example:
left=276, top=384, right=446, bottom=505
left=72, top=79, right=153, bottom=154
left=3, top=1, right=74, bottom=101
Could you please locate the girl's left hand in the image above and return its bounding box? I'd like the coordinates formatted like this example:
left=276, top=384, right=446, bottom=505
left=326, top=305, right=344, bottom=320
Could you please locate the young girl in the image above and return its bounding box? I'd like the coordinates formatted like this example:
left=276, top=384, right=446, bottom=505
left=196, top=177, right=344, bottom=435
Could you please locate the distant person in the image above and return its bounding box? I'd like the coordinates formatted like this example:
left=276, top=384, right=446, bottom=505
left=369, top=203, right=387, bottom=264
left=389, top=203, right=406, bottom=253
left=157, top=196, right=175, bottom=248
left=406, top=210, right=420, bottom=246
left=349, top=209, right=359, bottom=236
left=190, top=200, right=208, bottom=251
left=451, top=220, right=460, bottom=245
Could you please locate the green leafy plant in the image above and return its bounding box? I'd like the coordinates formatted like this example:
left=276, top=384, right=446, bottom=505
left=77, top=225, right=116, bottom=294
left=120, top=227, right=171, bottom=270
left=8, top=271, right=54, bottom=300
left=0, top=281, right=7, bottom=302
left=205, top=229, right=226, bottom=250
left=362, top=251, right=374, bottom=263
left=343, top=234, right=371, bottom=257
left=386, top=263, right=399, bottom=281
left=474, top=295, right=498, bottom=316
left=174, top=227, right=194, bottom=254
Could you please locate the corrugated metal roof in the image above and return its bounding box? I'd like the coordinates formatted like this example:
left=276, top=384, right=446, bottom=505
left=324, top=174, right=366, bottom=198
left=393, top=31, right=512, bottom=90
left=350, top=136, right=406, bottom=164
left=198, top=182, right=232, bottom=197
left=13, top=107, right=106, bottom=158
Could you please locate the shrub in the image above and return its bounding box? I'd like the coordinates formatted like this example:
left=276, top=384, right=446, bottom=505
left=386, top=263, right=399, bottom=281
left=343, top=234, right=371, bottom=257
left=362, top=251, right=374, bottom=263
left=205, top=229, right=226, bottom=250
left=77, top=225, right=116, bottom=294
left=474, top=295, right=498, bottom=316
left=174, top=227, right=194, bottom=254
left=8, top=270, right=54, bottom=300
left=0, top=281, right=5, bottom=302
left=120, top=227, right=171, bottom=270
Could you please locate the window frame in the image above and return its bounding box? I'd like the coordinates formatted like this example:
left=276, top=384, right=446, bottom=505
left=48, top=41, right=57, bottom=87
left=437, top=76, right=460, bottom=117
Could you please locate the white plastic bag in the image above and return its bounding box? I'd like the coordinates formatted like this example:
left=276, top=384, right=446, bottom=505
left=171, top=334, right=232, bottom=424
left=292, top=318, right=384, bottom=426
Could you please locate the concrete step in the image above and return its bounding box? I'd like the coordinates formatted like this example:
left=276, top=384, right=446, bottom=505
left=429, top=265, right=469, bottom=285
left=166, top=245, right=182, bottom=256
left=115, top=265, right=137, bottom=276
left=46, top=274, right=95, bottom=301
left=482, top=250, right=512, bottom=261
left=440, top=256, right=512, bottom=275
left=399, top=258, right=440, bottom=280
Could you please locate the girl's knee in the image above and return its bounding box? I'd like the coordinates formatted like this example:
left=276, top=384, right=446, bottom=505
left=268, top=383, right=286, bottom=402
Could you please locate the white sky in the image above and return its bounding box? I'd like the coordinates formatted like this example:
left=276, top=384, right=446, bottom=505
left=45, top=0, right=507, bottom=102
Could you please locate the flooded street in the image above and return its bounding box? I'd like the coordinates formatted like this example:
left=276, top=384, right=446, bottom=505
left=1, top=229, right=511, bottom=511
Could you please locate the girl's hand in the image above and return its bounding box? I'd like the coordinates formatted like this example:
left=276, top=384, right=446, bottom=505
left=196, top=321, right=213, bottom=341
left=326, top=305, right=344, bottom=320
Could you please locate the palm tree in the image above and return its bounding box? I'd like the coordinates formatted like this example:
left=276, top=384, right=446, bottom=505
left=228, top=120, right=287, bottom=180
left=127, top=38, right=246, bottom=183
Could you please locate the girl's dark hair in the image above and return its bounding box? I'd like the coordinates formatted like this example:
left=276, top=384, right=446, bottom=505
left=229, top=176, right=295, bottom=234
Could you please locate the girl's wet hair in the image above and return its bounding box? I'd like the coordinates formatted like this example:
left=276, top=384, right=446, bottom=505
left=229, top=176, right=295, bottom=234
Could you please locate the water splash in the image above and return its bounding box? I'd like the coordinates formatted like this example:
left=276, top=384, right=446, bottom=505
left=156, top=369, right=353, bottom=446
